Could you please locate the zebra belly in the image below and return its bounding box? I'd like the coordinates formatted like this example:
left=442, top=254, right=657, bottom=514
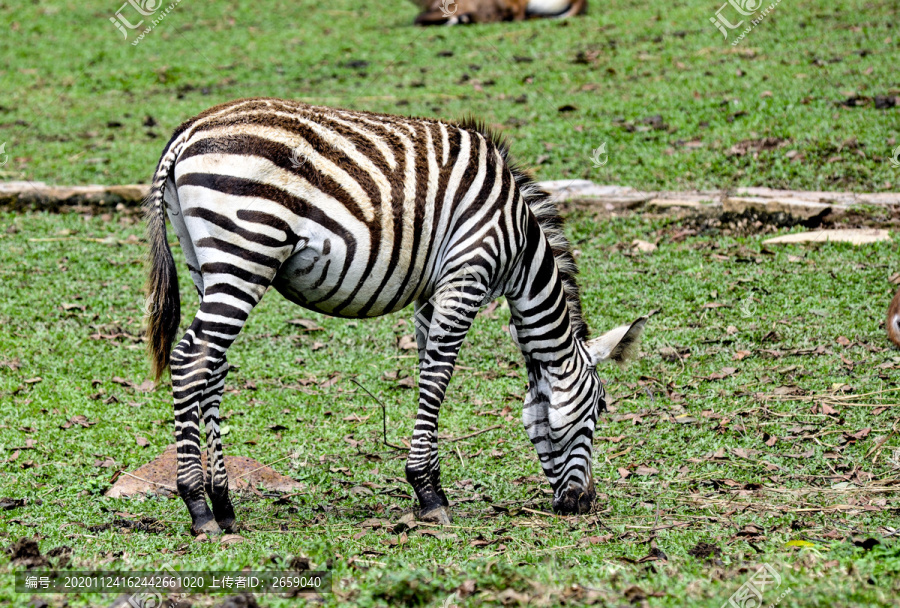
left=272, top=233, right=422, bottom=318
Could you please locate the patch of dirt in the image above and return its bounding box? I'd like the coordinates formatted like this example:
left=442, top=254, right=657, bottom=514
left=726, top=137, right=791, bottom=157
left=212, top=593, right=258, bottom=608
left=4, top=538, right=48, bottom=569
left=675, top=204, right=900, bottom=238
left=106, top=444, right=303, bottom=498
left=0, top=497, right=27, bottom=510
left=687, top=541, right=723, bottom=562
left=88, top=517, right=165, bottom=534
left=46, top=546, right=73, bottom=568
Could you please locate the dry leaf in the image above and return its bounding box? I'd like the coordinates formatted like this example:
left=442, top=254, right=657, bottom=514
left=135, top=380, right=155, bottom=393
left=634, top=466, right=659, bottom=476
left=220, top=534, right=245, bottom=546
left=287, top=318, right=324, bottom=331
left=581, top=534, right=613, bottom=545
left=397, top=335, right=417, bottom=350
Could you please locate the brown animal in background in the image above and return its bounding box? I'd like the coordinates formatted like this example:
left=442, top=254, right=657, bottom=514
left=887, top=287, right=900, bottom=347
left=410, top=0, right=586, bottom=25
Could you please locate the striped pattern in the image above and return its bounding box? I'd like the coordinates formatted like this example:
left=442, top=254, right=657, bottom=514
left=145, top=98, right=614, bottom=533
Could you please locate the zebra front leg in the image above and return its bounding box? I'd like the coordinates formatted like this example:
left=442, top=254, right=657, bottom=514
left=413, top=299, right=449, bottom=510
left=200, top=356, right=235, bottom=532
left=407, top=290, right=479, bottom=523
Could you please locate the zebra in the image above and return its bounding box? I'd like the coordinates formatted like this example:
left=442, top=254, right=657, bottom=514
left=409, top=0, right=587, bottom=25
left=143, top=98, right=648, bottom=535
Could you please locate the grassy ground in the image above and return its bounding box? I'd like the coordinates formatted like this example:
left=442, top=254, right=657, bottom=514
left=0, top=0, right=898, bottom=192
left=0, top=207, right=898, bottom=607
left=2, top=0, right=900, bottom=606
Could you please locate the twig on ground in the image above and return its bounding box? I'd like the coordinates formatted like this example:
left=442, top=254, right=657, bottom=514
left=444, top=424, right=502, bottom=443
left=521, top=507, right=557, bottom=517
left=866, top=421, right=898, bottom=464
left=119, top=471, right=177, bottom=491
left=350, top=378, right=407, bottom=452
left=235, top=454, right=295, bottom=480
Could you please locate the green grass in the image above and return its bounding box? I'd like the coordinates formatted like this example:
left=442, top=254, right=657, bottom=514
left=0, top=208, right=899, bottom=607
left=2, top=0, right=900, bottom=605
left=0, top=0, right=898, bottom=191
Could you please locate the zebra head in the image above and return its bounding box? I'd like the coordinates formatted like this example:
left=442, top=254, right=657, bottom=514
left=516, top=315, right=648, bottom=514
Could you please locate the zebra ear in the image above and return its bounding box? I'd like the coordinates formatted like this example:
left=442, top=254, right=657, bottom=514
left=586, top=314, right=652, bottom=367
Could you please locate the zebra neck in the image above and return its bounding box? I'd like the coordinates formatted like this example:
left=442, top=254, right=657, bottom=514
left=506, top=232, right=580, bottom=371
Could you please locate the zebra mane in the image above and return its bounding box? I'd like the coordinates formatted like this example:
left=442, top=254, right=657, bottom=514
left=456, top=117, right=589, bottom=341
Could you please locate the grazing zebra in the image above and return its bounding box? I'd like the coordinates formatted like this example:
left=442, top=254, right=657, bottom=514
left=144, top=98, right=647, bottom=535
left=410, top=0, right=587, bottom=25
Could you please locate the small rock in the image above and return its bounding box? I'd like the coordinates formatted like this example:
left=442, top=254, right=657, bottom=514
left=632, top=239, right=657, bottom=253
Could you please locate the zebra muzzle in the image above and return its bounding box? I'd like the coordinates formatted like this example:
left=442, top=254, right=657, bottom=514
left=552, top=481, right=596, bottom=515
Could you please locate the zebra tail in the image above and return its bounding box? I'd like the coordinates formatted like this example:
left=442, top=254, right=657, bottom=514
left=144, top=150, right=181, bottom=382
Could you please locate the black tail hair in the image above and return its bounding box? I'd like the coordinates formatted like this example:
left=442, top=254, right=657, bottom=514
left=144, top=141, right=181, bottom=381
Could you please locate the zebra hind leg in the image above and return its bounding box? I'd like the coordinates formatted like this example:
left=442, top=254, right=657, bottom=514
left=200, top=356, right=235, bottom=531
left=172, top=296, right=262, bottom=535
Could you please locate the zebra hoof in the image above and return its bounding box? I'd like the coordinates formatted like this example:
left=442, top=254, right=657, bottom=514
left=192, top=519, right=223, bottom=537
left=419, top=505, right=452, bottom=525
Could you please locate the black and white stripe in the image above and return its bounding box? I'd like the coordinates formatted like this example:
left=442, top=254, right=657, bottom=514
left=144, top=97, right=646, bottom=534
